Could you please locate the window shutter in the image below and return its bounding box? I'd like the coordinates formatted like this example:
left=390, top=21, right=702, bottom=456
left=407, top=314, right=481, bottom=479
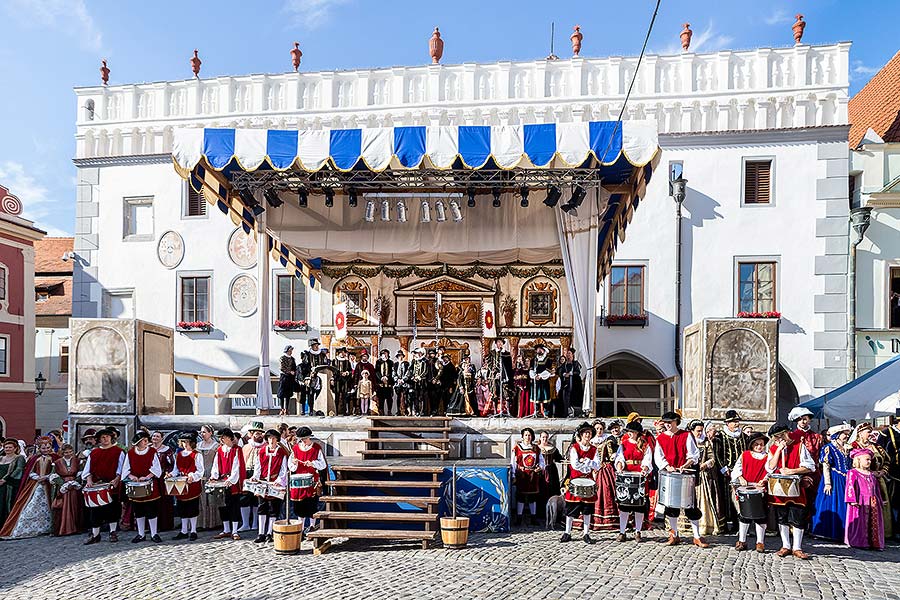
left=745, top=160, right=772, bottom=204
left=187, top=187, right=206, bottom=216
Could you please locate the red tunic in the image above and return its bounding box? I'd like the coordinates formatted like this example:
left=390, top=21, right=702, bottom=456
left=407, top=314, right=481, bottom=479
left=175, top=451, right=203, bottom=500
left=656, top=430, right=690, bottom=469
left=738, top=450, right=768, bottom=485
left=790, top=428, right=822, bottom=465
left=258, top=446, right=288, bottom=482
left=619, top=437, right=648, bottom=473
left=126, top=447, right=160, bottom=502
left=767, top=442, right=807, bottom=507
left=216, top=445, right=246, bottom=494
left=290, top=443, right=322, bottom=501
left=88, top=446, right=124, bottom=482
left=513, top=443, right=542, bottom=496
left=565, top=443, right=598, bottom=503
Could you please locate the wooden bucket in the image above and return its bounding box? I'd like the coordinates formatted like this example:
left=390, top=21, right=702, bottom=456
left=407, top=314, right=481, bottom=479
left=273, top=519, right=303, bottom=555
left=440, top=516, right=470, bottom=549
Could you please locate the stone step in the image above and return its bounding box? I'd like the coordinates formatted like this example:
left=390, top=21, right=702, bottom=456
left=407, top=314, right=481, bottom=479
left=330, top=464, right=445, bottom=474
left=359, top=449, right=450, bottom=457
left=314, top=510, right=439, bottom=522
left=366, top=426, right=452, bottom=433
left=320, top=495, right=440, bottom=506
left=327, top=479, right=442, bottom=489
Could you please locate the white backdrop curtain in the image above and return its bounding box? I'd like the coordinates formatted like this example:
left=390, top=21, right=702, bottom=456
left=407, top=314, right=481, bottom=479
left=555, top=188, right=604, bottom=413
left=255, top=208, right=277, bottom=411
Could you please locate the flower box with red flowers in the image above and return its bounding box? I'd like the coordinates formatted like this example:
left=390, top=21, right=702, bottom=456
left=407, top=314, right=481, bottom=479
left=177, top=321, right=213, bottom=333
left=273, top=320, right=309, bottom=332
left=736, top=311, right=781, bottom=319
left=605, top=313, right=648, bottom=327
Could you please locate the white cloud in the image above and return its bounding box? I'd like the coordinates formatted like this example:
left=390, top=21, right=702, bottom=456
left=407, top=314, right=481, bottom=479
left=764, top=9, right=794, bottom=26
left=4, top=0, right=102, bottom=52
left=0, top=160, right=72, bottom=235
left=655, top=21, right=733, bottom=55
left=282, top=0, right=352, bottom=29
left=851, top=60, right=879, bottom=82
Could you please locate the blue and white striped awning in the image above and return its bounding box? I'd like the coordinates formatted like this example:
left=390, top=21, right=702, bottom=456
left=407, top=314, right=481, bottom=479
left=173, top=121, right=658, bottom=173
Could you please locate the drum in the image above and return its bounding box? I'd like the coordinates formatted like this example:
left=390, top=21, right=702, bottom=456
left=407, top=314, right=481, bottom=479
left=125, top=480, right=153, bottom=500
left=567, top=477, right=597, bottom=499
left=658, top=471, right=696, bottom=509
left=164, top=476, right=189, bottom=497
left=264, top=484, right=287, bottom=500
left=767, top=474, right=801, bottom=498
left=736, top=486, right=767, bottom=521
left=205, top=479, right=230, bottom=500
left=242, top=480, right=267, bottom=496
left=291, top=473, right=315, bottom=491
left=83, top=483, right=114, bottom=508
left=614, top=472, right=646, bottom=509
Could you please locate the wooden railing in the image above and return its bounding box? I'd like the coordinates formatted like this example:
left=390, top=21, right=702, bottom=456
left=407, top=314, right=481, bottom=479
left=174, top=371, right=278, bottom=416
left=594, top=377, right=679, bottom=418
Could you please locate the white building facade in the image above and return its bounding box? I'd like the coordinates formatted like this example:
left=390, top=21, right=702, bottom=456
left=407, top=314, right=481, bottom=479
left=72, top=43, right=852, bottom=415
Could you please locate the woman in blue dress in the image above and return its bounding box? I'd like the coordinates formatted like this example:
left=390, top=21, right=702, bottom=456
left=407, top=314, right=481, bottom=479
left=811, top=423, right=851, bottom=540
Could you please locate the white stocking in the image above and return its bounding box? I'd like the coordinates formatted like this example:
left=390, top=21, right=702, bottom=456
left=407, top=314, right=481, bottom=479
left=189, top=517, right=198, bottom=534
left=582, top=515, right=591, bottom=535
left=258, top=515, right=267, bottom=536
left=690, top=520, right=701, bottom=539
left=148, top=517, right=158, bottom=537
left=516, top=502, right=524, bottom=516
left=240, top=507, right=251, bottom=530
left=136, top=516, right=146, bottom=538
left=565, top=516, right=574, bottom=534
left=634, top=512, right=644, bottom=532
left=267, top=518, right=275, bottom=534
left=779, top=524, right=791, bottom=548
left=619, top=512, right=630, bottom=534
left=181, top=518, right=189, bottom=534
left=231, top=521, right=240, bottom=534
left=109, top=521, right=118, bottom=532
left=791, top=527, right=804, bottom=551
left=667, top=516, right=678, bottom=533
left=529, top=502, right=536, bottom=516
left=754, top=523, right=766, bottom=541
left=222, top=521, right=231, bottom=533
left=92, top=527, right=101, bottom=537
left=738, top=521, right=750, bottom=543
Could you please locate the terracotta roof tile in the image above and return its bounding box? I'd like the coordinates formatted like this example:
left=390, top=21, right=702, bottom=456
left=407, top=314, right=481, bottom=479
left=34, top=277, right=71, bottom=316
left=849, top=50, right=900, bottom=148
left=34, top=237, right=73, bottom=274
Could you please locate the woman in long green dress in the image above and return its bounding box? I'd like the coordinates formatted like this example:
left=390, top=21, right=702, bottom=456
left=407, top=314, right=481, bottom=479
left=0, top=439, right=26, bottom=528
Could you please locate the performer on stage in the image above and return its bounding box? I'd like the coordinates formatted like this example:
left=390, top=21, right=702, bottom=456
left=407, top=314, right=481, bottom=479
left=357, top=370, right=374, bottom=416
left=410, top=348, right=435, bottom=416
left=456, top=354, right=477, bottom=416
left=845, top=447, right=885, bottom=550
left=437, top=354, right=457, bottom=416
left=353, top=351, right=377, bottom=412
left=654, top=412, right=709, bottom=548
left=240, top=421, right=265, bottom=532
left=512, top=428, right=545, bottom=526
left=170, top=432, right=204, bottom=541
left=0, top=438, right=26, bottom=529
left=0, top=436, right=57, bottom=539
left=425, top=348, right=441, bottom=416
left=196, top=424, right=222, bottom=531
left=766, top=423, right=815, bottom=559
left=688, top=419, right=727, bottom=536
left=849, top=422, right=892, bottom=539
left=561, top=422, right=600, bottom=544
left=374, top=349, right=395, bottom=416
left=730, top=432, right=770, bottom=552
left=812, top=424, right=851, bottom=541
left=475, top=372, right=495, bottom=416
left=210, top=428, right=245, bottom=540
left=252, top=429, right=289, bottom=543
left=530, top=344, right=553, bottom=417
left=564, top=348, right=584, bottom=417
left=713, top=410, right=748, bottom=534
left=289, top=427, right=326, bottom=534
left=394, top=350, right=411, bottom=416
left=513, top=357, right=532, bottom=418
left=82, top=428, right=125, bottom=545
left=121, top=431, right=163, bottom=544
left=51, top=443, right=83, bottom=536
left=614, top=421, right=653, bottom=542
left=332, top=347, right=353, bottom=416
left=300, top=339, right=329, bottom=416
left=277, top=345, right=297, bottom=416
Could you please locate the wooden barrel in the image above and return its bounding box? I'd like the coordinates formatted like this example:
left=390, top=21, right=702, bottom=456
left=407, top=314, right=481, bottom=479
left=273, top=519, right=303, bottom=555
left=440, top=516, right=469, bottom=549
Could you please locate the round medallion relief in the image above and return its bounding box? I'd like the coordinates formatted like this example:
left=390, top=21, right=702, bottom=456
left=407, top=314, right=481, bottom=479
left=157, top=231, right=185, bottom=269
left=230, top=274, right=257, bottom=316
left=228, top=227, right=257, bottom=269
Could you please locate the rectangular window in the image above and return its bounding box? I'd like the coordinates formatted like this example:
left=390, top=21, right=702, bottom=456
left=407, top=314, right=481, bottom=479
left=743, top=159, right=772, bottom=205
left=180, top=276, right=210, bottom=323
left=609, top=266, right=645, bottom=316
left=59, top=342, right=69, bottom=374
left=0, top=336, right=7, bottom=376
left=0, top=265, right=6, bottom=301
left=528, top=292, right=552, bottom=321
left=185, top=186, right=207, bottom=217
left=890, top=267, right=900, bottom=329
left=738, top=262, right=776, bottom=313
left=123, top=196, right=154, bottom=240
left=277, top=275, right=306, bottom=321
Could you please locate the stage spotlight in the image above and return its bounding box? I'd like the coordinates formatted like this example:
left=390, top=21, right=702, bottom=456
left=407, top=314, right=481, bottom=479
left=519, top=186, right=529, bottom=208
left=263, top=188, right=283, bottom=208
left=380, top=199, right=391, bottom=222
left=364, top=199, right=376, bottom=222
left=324, top=188, right=334, bottom=208
left=543, top=185, right=562, bottom=208
left=435, top=199, right=447, bottom=222
left=298, top=188, right=308, bottom=208
left=238, top=188, right=265, bottom=216
left=348, top=188, right=358, bottom=207
left=449, top=198, right=463, bottom=222
left=561, top=185, right=587, bottom=214
left=397, top=200, right=408, bottom=223
left=420, top=200, right=432, bottom=223
left=492, top=187, right=501, bottom=208
left=467, top=187, right=477, bottom=208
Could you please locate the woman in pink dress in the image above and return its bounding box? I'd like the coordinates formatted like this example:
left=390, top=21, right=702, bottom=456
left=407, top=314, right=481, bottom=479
left=51, top=444, right=83, bottom=536
left=845, top=447, right=885, bottom=550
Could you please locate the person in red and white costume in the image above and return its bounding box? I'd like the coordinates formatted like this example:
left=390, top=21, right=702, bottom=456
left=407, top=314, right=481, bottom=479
left=511, top=427, right=545, bottom=526
left=289, top=426, right=327, bottom=534
left=654, top=411, right=709, bottom=548
left=170, top=431, right=204, bottom=541
left=82, top=427, right=125, bottom=545
left=252, top=429, right=289, bottom=543
left=560, top=422, right=600, bottom=544
left=730, top=432, right=770, bottom=552
left=121, top=430, right=163, bottom=544
left=210, top=428, right=246, bottom=540
left=613, top=420, right=652, bottom=542
left=240, top=421, right=266, bottom=532
left=766, top=423, right=815, bottom=559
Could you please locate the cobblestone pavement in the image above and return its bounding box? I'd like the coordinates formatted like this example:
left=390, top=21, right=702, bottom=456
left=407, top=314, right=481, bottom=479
left=2, top=525, right=900, bottom=600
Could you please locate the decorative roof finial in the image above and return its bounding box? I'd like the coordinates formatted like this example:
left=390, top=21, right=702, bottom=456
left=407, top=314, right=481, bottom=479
left=571, top=25, right=583, bottom=57
left=100, top=59, right=110, bottom=85
left=291, top=42, right=303, bottom=72
left=429, top=27, right=444, bottom=64
left=792, top=14, right=806, bottom=45
left=190, top=49, right=202, bottom=78
left=680, top=23, right=692, bottom=52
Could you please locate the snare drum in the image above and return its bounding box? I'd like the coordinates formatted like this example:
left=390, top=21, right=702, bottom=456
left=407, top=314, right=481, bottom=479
left=615, top=472, right=647, bottom=509
left=164, top=476, right=189, bottom=497
left=83, top=483, right=114, bottom=507
left=264, top=484, right=287, bottom=500
left=205, top=479, right=231, bottom=500
left=567, top=477, right=597, bottom=499
left=242, top=480, right=267, bottom=497
left=735, top=486, right=767, bottom=521
left=291, top=473, right=315, bottom=490
left=767, top=474, right=801, bottom=498
left=125, top=480, right=153, bottom=500
left=658, top=471, right=696, bottom=509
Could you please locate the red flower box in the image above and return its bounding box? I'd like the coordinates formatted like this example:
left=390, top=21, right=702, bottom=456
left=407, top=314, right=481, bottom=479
left=273, top=320, right=309, bottom=331
left=736, top=311, right=781, bottom=319
left=177, top=321, right=213, bottom=332
left=605, top=313, right=648, bottom=327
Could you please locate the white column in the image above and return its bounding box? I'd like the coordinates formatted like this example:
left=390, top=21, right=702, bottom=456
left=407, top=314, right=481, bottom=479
left=255, top=194, right=275, bottom=413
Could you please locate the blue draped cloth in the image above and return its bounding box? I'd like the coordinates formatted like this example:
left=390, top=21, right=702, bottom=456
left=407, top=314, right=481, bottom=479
left=811, top=442, right=849, bottom=541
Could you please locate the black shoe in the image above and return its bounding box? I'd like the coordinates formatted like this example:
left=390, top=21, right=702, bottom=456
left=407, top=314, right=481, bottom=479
left=513, top=514, right=522, bottom=526
left=265, top=534, right=274, bottom=543
left=559, top=533, right=572, bottom=543
left=172, top=532, right=188, bottom=540
left=583, top=534, right=595, bottom=545
left=530, top=515, right=539, bottom=527
left=254, top=534, right=267, bottom=543
left=84, top=535, right=101, bottom=546
left=151, top=534, right=162, bottom=543
left=131, top=535, right=145, bottom=544
left=189, top=532, right=197, bottom=541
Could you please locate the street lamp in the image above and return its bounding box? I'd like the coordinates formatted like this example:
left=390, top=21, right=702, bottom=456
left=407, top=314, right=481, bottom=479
left=848, top=206, right=873, bottom=380
left=34, top=372, right=46, bottom=397
left=670, top=176, right=688, bottom=204
left=670, top=174, right=688, bottom=378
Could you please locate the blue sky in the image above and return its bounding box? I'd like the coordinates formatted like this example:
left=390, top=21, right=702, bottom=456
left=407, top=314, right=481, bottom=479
left=0, top=0, right=897, bottom=237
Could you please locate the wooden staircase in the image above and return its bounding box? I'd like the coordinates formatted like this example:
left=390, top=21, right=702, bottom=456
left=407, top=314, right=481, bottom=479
left=359, top=416, right=451, bottom=460
left=307, top=463, right=444, bottom=554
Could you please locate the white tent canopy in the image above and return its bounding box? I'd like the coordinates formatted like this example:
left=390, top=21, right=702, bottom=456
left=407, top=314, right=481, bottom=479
left=804, top=354, right=900, bottom=421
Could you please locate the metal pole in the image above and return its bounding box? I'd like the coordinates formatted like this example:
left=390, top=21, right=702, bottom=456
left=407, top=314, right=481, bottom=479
left=849, top=207, right=872, bottom=381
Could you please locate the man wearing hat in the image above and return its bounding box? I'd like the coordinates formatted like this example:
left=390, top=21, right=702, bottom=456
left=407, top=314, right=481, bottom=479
left=485, top=339, right=512, bottom=415
left=210, top=428, right=246, bottom=540
left=715, top=409, right=749, bottom=533
left=374, top=349, right=395, bottom=416
left=121, top=430, right=164, bottom=544
left=730, top=431, right=770, bottom=552
left=289, top=426, right=326, bottom=534
left=239, top=421, right=266, bottom=532
left=788, top=406, right=822, bottom=512
left=437, top=353, right=458, bottom=416
left=530, top=343, right=553, bottom=417
left=613, top=420, right=653, bottom=542
left=277, top=345, right=298, bottom=417
left=252, top=429, right=289, bottom=543
left=766, top=423, right=815, bottom=559
left=394, top=350, right=411, bottom=416
left=332, top=347, right=353, bottom=416
left=82, top=427, right=125, bottom=545
left=80, top=428, right=97, bottom=460
left=561, top=422, right=601, bottom=544
left=425, top=348, right=441, bottom=416
left=654, top=411, right=709, bottom=548
left=410, top=348, right=434, bottom=417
